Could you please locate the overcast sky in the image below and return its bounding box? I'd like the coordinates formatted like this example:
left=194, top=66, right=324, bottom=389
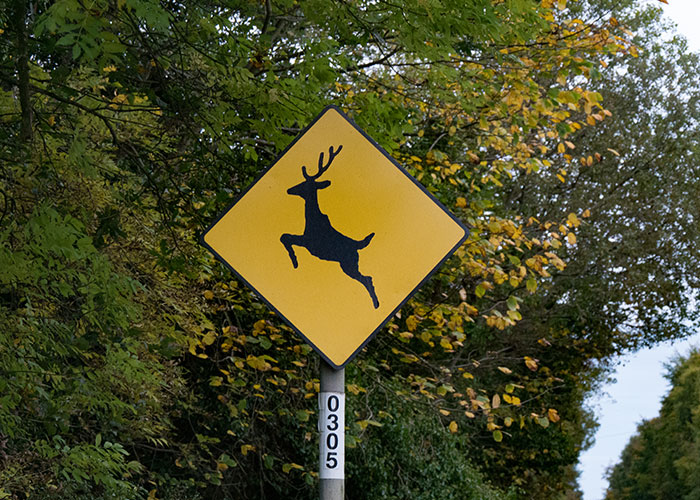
left=577, top=3, right=700, bottom=499
left=662, top=0, right=700, bottom=51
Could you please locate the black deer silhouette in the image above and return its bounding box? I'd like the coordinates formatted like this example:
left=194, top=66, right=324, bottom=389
left=280, top=145, right=379, bottom=309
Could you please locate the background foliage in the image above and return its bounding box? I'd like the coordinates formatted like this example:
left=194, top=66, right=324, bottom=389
left=0, top=0, right=697, bottom=498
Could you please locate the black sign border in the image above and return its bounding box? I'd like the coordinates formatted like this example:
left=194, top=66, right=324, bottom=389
left=200, top=105, right=468, bottom=370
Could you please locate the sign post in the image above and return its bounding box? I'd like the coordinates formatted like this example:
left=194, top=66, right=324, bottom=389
left=200, top=105, right=468, bottom=498
left=319, top=361, right=344, bottom=499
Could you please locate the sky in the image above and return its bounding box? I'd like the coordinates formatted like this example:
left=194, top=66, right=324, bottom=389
left=577, top=5, right=700, bottom=498
left=578, top=334, right=700, bottom=499
left=661, top=0, right=700, bottom=52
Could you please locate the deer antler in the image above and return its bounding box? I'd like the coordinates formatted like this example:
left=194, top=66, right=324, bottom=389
left=302, top=145, right=343, bottom=179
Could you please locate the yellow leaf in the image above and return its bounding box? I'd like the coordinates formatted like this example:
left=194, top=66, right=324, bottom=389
left=448, top=421, right=458, bottom=433
left=47, top=115, right=56, bottom=126
left=557, top=143, right=566, bottom=153
left=497, top=366, right=512, bottom=375
left=567, top=213, right=580, bottom=228
left=347, top=384, right=362, bottom=395
left=188, top=342, right=198, bottom=356
left=282, top=462, right=304, bottom=473
left=246, top=355, right=270, bottom=371
left=607, top=148, right=620, bottom=156
left=583, top=209, right=591, bottom=218
left=203, top=290, right=214, bottom=300
left=567, top=232, right=577, bottom=245
left=492, top=394, right=501, bottom=409
left=202, top=331, right=216, bottom=346
left=241, top=444, right=255, bottom=456
left=455, top=197, right=467, bottom=208
left=524, top=356, right=538, bottom=371
left=504, top=417, right=514, bottom=427
left=464, top=411, right=475, bottom=418
left=462, top=371, right=474, bottom=379
left=217, top=461, right=229, bottom=471
left=548, top=408, right=561, bottom=422
left=439, top=409, right=450, bottom=416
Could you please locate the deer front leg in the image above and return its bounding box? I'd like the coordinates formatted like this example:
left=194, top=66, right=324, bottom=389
left=280, top=233, right=304, bottom=268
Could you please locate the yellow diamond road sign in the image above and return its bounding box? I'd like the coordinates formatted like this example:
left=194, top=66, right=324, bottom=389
left=201, top=106, right=467, bottom=368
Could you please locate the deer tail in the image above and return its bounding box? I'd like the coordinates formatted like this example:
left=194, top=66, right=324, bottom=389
left=356, top=232, right=375, bottom=249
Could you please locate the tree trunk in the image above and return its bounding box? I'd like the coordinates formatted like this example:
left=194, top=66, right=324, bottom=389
left=11, top=0, right=33, bottom=143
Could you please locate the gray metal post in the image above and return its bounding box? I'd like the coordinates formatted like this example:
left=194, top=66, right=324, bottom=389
left=319, top=360, right=344, bottom=500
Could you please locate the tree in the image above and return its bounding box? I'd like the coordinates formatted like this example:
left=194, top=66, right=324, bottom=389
left=471, top=0, right=700, bottom=493
left=606, top=351, right=700, bottom=500
left=0, top=0, right=680, bottom=498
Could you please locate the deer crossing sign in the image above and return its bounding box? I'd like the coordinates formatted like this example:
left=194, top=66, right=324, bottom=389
left=201, top=106, right=467, bottom=368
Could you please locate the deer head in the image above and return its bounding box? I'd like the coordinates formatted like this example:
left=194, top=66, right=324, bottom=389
left=287, top=145, right=343, bottom=198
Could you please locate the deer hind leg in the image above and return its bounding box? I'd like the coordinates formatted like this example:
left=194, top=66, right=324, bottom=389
left=340, top=257, right=380, bottom=309
left=280, top=233, right=305, bottom=268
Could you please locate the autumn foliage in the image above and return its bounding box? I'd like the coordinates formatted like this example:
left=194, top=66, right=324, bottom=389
left=0, top=0, right=696, bottom=498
